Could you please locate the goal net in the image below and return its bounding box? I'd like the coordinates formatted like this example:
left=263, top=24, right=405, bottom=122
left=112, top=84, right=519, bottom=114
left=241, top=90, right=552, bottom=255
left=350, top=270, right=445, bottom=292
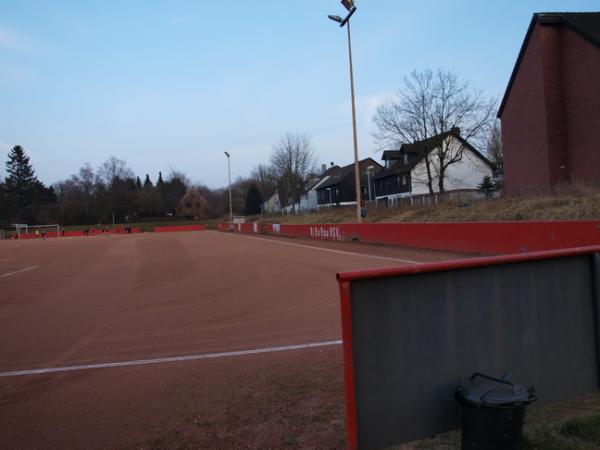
left=6, top=224, right=62, bottom=239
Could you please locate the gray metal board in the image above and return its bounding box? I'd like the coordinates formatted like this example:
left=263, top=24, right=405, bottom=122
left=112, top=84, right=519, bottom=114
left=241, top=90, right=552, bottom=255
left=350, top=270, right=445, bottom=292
left=350, top=255, right=598, bottom=449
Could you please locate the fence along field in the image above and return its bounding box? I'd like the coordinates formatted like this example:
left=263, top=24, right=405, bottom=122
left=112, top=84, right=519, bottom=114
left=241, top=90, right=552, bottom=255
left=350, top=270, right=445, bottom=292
left=337, top=246, right=600, bottom=450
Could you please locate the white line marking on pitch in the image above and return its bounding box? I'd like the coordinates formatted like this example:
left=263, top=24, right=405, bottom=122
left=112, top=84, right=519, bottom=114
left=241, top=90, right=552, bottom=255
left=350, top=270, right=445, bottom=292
left=0, top=340, right=342, bottom=378
left=0, top=265, right=39, bottom=278
left=230, top=233, right=423, bottom=264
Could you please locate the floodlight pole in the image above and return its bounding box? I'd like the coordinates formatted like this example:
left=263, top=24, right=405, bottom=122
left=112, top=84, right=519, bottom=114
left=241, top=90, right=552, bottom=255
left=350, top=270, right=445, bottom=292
left=347, top=20, right=362, bottom=222
left=329, top=4, right=362, bottom=223
left=224, top=151, right=233, bottom=221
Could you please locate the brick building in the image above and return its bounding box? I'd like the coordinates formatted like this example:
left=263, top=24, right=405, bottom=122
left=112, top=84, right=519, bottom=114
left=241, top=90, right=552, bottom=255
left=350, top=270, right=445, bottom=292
left=498, top=12, right=600, bottom=195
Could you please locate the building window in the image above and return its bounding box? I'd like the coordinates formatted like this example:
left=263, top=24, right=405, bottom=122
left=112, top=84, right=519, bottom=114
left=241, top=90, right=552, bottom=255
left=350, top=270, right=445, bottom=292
left=396, top=176, right=400, bottom=187
left=402, top=175, right=408, bottom=185
left=403, top=154, right=408, bottom=164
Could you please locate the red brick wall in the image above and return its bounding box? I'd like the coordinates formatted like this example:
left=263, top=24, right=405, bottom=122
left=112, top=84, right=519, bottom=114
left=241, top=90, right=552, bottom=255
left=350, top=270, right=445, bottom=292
left=561, top=27, right=600, bottom=182
left=502, top=25, right=552, bottom=195
left=540, top=24, right=569, bottom=186
left=502, top=21, right=600, bottom=194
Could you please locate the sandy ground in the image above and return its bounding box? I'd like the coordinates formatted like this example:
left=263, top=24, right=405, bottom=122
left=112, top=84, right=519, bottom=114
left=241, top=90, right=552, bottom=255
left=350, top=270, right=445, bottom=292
left=0, top=231, right=468, bottom=449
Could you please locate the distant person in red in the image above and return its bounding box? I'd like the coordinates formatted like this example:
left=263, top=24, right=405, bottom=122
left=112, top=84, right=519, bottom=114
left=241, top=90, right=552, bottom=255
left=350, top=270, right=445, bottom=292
left=84, top=227, right=89, bottom=237
left=41, top=229, right=46, bottom=240
left=35, top=229, right=39, bottom=239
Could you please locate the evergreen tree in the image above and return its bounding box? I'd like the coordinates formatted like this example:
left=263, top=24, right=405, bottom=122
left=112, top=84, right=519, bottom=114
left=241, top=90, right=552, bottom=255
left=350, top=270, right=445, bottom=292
left=135, top=176, right=142, bottom=189
left=244, top=184, right=263, bottom=215
left=157, top=172, right=164, bottom=187
left=143, top=174, right=153, bottom=189
left=478, top=175, right=495, bottom=198
left=0, top=182, right=9, bottom=224
left=5, top=146, right=39, bottom=209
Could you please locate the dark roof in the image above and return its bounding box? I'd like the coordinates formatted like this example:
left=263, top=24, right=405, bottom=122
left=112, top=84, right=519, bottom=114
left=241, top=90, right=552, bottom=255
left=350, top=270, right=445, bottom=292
left=322, top=165, right=340, bottom=176
left=374, top=130, right=494, bottom=180
left=382, top=150, right=402, bottom=160
left=317, top=158, right=381, bottom=190
left=498, top=12, right=600, bottom=117
left=304, top=178, right=321, bottom=192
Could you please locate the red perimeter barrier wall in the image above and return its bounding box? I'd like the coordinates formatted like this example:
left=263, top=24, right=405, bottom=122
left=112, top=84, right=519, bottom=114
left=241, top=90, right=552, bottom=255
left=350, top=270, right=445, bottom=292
left=153, top=224, right=207, bottom=233
left=218, top=221, right=600, bottom=254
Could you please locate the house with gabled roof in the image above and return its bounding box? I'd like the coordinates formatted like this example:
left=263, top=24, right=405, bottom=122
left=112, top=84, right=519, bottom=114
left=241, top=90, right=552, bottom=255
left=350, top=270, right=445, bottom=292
left=262, top=188, right=281, bottom=214
left=498, top=12, right=600, bottom=195
left=177, top=187, right=211, bottom=219
left=316, top=158, right=382, bottom=207
left=373, top=128, right=495, bottom=204
left=299, top=164, right=340, bottom=211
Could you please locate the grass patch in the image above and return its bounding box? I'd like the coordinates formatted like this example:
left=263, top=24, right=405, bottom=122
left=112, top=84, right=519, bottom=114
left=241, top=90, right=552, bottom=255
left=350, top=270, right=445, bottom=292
left=62, top=218, right=220, bottom=233
left=391, top=393, right=600, bottom=450
left=560, top=413, right=600, bottom=443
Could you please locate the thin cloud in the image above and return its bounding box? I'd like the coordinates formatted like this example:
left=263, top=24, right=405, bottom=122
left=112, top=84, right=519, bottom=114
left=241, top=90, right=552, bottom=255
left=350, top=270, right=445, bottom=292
left=0, top=25, right=31, bottom=52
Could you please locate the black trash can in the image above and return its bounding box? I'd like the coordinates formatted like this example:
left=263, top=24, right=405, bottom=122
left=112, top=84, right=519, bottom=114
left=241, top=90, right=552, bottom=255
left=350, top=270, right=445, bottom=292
left=456, top=372, right=537, bottom=450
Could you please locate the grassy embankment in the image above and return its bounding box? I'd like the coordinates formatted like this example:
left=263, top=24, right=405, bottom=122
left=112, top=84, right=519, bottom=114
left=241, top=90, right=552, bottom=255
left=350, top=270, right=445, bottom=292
left=257, top=189, right=600, bottom=224
left=61, top=188, right=600, bottom=232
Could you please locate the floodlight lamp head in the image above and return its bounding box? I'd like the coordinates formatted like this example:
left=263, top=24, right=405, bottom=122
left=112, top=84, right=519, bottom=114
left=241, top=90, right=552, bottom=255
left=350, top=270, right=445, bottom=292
left=328, top=14, right=343, bottom=23
left=341, top=0, right=355, bottom=12
left=224, top=151, right=230, bottom=157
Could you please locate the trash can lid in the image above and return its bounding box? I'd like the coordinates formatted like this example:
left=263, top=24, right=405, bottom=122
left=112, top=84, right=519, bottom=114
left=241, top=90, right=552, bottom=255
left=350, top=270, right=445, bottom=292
left=456, top=372, right=537, bottom=407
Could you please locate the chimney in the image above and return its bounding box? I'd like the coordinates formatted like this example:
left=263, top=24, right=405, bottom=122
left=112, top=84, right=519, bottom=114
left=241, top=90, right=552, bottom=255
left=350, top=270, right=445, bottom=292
left=450, top=127, right=460, bottom=136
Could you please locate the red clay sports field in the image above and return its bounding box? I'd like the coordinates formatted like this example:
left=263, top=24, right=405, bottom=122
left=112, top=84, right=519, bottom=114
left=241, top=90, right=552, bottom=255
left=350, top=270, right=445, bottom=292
left=0, top=230, right=466, bottom=449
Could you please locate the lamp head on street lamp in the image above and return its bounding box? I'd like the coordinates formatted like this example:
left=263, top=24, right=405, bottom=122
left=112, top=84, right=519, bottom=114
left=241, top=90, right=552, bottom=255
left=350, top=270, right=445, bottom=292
left=328, top=3, right=357, bottom=28
left=341, top=0, right=355, bottom=11
left=224, top=151, right=230, bottom=158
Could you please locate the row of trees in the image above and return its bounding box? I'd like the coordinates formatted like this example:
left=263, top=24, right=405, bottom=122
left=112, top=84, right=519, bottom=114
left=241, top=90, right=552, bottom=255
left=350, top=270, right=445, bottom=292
left=0, top=148, right=229, bottom=226
left=53, top=158, right=194, bottom=226
left=0, top=138, right=316, bottom=226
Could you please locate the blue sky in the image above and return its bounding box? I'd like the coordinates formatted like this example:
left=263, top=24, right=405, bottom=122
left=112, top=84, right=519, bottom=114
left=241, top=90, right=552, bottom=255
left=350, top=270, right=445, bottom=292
left=0, top=0, right=598, bottom=189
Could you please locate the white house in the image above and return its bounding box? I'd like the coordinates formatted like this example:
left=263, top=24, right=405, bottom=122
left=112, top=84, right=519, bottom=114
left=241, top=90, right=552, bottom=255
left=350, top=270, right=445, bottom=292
left=373, top=128, right=495, bottom=204
left=262, top=189, right=281, bottom=214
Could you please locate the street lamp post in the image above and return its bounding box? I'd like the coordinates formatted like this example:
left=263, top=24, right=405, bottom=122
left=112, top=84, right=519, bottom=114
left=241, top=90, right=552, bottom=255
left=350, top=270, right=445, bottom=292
left=367, top=165, right=374, bottom=201
left=328, top=0, right=362, bottom=223
left=224, top=151, right=233, bottom=221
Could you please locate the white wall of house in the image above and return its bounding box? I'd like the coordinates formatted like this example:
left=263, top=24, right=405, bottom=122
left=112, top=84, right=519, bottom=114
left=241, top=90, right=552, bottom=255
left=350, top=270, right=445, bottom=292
left=411, top=137, right=493, bottom=195
left=262, top=191, right=281, bottom=213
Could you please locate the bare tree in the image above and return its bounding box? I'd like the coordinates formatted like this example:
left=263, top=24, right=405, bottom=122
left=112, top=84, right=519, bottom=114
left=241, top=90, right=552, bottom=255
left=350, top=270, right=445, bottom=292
left=250, top=163, right=277, bottom=199
left=167, top=169, right=191, bottom=187
left=486, top=121, right=503, bottom=176
left=98, top=156, right=134, bottom=187
left=373, top=69, right=497, bottom=193
left=270, top=132, right=317, bottom=205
